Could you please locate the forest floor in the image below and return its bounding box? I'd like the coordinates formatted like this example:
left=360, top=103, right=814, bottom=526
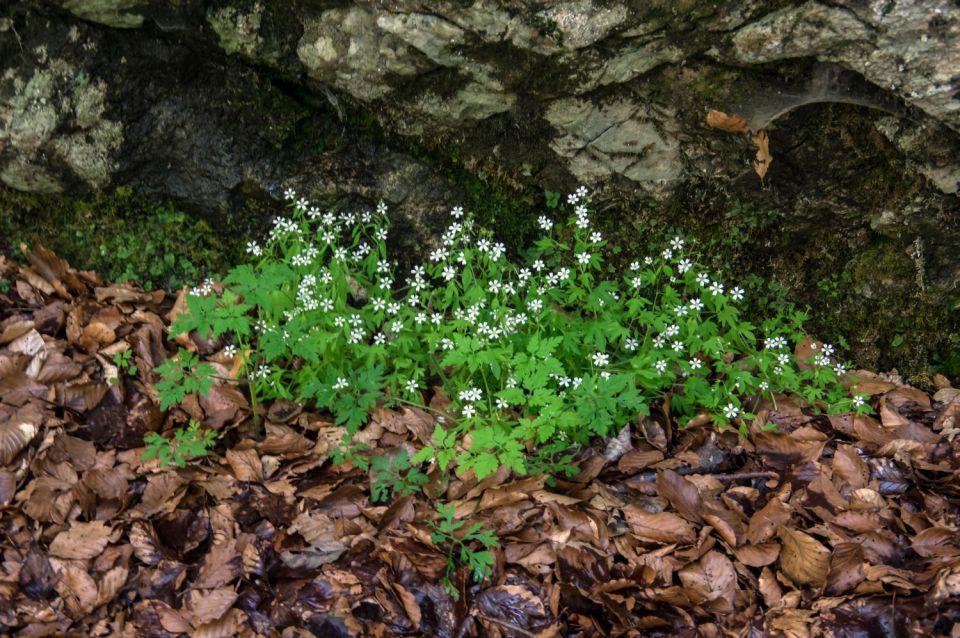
left=0, top=247, right=959, bottom=637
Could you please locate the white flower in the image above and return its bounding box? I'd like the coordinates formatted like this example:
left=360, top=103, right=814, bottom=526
left=774, top=365, right=783, bottom=375
left=630, top=261, right=640, bottom=271
left=442, top=265, right=456, bottom=281
left=283, top=188, right=296, bottom=200
left=777, top=353, right=790, bottom=366
left=834, top=363, right=847, bottom=376
left=653, top=335, right=666, bottom=348
left=592, top=352, right=609, bottom=367
left=391, top=320, right=403, bottom=333
left=488, top=280, right=501, bottom=294
left=677, top=258, right=692, bottom=274
left=672, top=340, right=685, bottom=352
left=674, top=305, right=689, bottom=317
left=245, top=241, right=262, bottom=256
left=459, top=387, right=483, bottom=402
left=731, top=286, right=745, bottom=302
left=415, top=313, right=427, bottom=325
left=625, top=338, right=638, bottom=351
left=577, top=252, right=591, bottom=266
left=600, top=371, right=611, bottom=380
left=223, top=344, right=237, bottom=358
left=759, top=381, right=769, bottom=391
left=374, top=227, right=388, bottom=241
left=665, top=324, right=680, bottom=337
left=405, top=379, right=418, bottom=394
left=430, top=248, right=449, bottom=262
left=528, top=298, right=543, bottom=312
left=567, top=191, right=581, bottom=204
left=538, top=216, right=553, bottom=231
left=296, top=197, right=309, bottom=210
left=408, top=294, right=420, bottom=307
left=575, top=185, right=588, bottom=199
left=670, top=236, right=685, bottom=251
left=655, top=360, right=667, bottom=374
left=689, top=357, right=702, bottom=370
left=644, top=256, right=654, bottom=265
left=371, top=298, right=386, bottom=312
left=590, top=231, right=603, bottom=243
left=823, top=344, right=836, bottom=357
left=631, top=276, right=643, bottom=288
left=576, top=214, right=590, bottom=229
left=696, top=273, right=710, bottom=287
left=441, top=338, right=455, bottom=351
left=709, top=281, right=724, bottom=295
left=387, top=302, right=400, bottom=315
left=852, top=395, right=865, bottom=408
left=333, top=377, right=348, bottom=390
left=477, top=239, right=491, bottom=253
left=532, top=259, right=545, bottom=272
left=688, top=298, right=704, bottom=312
left=495, top=398, right=509, bottom=410
left=462, top=405, right=476, bottom=418
left=376, top=201, right=388, bottom=215
left=334, top=316, right=346, bottom=328
left=451, top=206, right=464, bottom=219
left=766, top=336, right=787, bottom=350
left=374, top=333, right=386, bottom=345
left=662, top=248, right=673, bottom=260
left=723, top=403, right=739, bottom=419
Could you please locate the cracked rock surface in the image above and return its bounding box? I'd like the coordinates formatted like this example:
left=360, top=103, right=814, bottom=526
left=2, top=1, right=960, bottom=372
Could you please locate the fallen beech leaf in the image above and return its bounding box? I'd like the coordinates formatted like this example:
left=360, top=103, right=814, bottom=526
left=188, top=587, right=238, bottom=626
left=95, top=565, right=128, bottom=608
left=623, top=506, right=696, bottom=545
left=778, top=527, right=831, bottom=588
left=54, top=562, right=98, bottom=616
left=706, top=109, right=750, bottom=133
left=747, top=498, right=792, bottom=544
left=49, top=521, right=112, bottom=560
left=0, top=408, right=40, bottom=465
left=734, top=542, right=780, bottom=567
left=225, top=448, right=264, bottom=482
left=678, top=550, right=737, bottom=613
left=752, top=129, right=773, bottom=185
left=825, top=542, right=865, bottom=595
left=657, top=469, right=703, bottom=523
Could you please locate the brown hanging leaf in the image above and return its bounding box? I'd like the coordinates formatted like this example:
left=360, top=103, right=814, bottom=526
left=706, top=109, right=750, bottom=133
left=752, top=129, right=773, bottom=184
left=778, top=527, right=831, bottom=588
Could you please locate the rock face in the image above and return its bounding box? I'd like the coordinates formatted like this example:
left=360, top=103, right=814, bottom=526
left=2, top=0, right=959, bottom=375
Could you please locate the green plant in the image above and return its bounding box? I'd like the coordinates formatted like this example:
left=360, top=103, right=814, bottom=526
left=108, top=349, right=138, bottom=385
left=428, top=503, right=497, bottom=599
left=142, top=419, right=217, bottom=468
left=370, top=448, right=429, bottom=503
left=157, top=188, right=865, bottom=487
left=154, top=350, right=217, bottom=411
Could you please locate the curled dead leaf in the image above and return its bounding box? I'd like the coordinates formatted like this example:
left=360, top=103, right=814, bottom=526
left=706, top=109, right=750, bottom=133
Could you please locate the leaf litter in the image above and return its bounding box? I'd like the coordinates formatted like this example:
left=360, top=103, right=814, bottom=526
left=0, top=247, right=959, bottom=636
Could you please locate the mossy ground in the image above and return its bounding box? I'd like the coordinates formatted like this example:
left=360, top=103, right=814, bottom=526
left=0, top=185, right=241, bottom=291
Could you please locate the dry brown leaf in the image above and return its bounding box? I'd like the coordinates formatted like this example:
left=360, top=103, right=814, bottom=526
left=0, top=407, right=40, bottom=465
left=832, top=444, right=870, bottom=492
left=656, top=469, right=703, bottom=523
left=778, top=527, right=831, bottom=588
left=392, top=582, right=422, bottom=628
left=225, top=447, right=264, bottom=482
left=129, top=520, right=162, bottom=566
left=734, top=542, right=780, bottom=567
left=49, top=521, right=112, bottom=560
left=825, top=542, right=865, bottom=595
left=759, top=566, right=783, bottom=608
left=188, top=587, right=238, bottom=626
left=193, top=608, right=245, bottom=638
left=94, top=565, right=128, bottom=608
left=752, top=129, right=773, bottom=184
left=747, top=498, right=792, bottom=545
left=54, top=562, right=98, bottom=617
left=706, top=109, right=750, bottom=133
left=623, top=506, right=696, bottom=545
left=678, top=550, right=737, bottom=613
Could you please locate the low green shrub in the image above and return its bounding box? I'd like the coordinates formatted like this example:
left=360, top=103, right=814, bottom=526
left=158, top=188, right=869, bottom=482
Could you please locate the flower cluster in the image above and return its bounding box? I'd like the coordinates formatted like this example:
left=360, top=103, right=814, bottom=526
left=165, top=186, right=865, bottom=481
